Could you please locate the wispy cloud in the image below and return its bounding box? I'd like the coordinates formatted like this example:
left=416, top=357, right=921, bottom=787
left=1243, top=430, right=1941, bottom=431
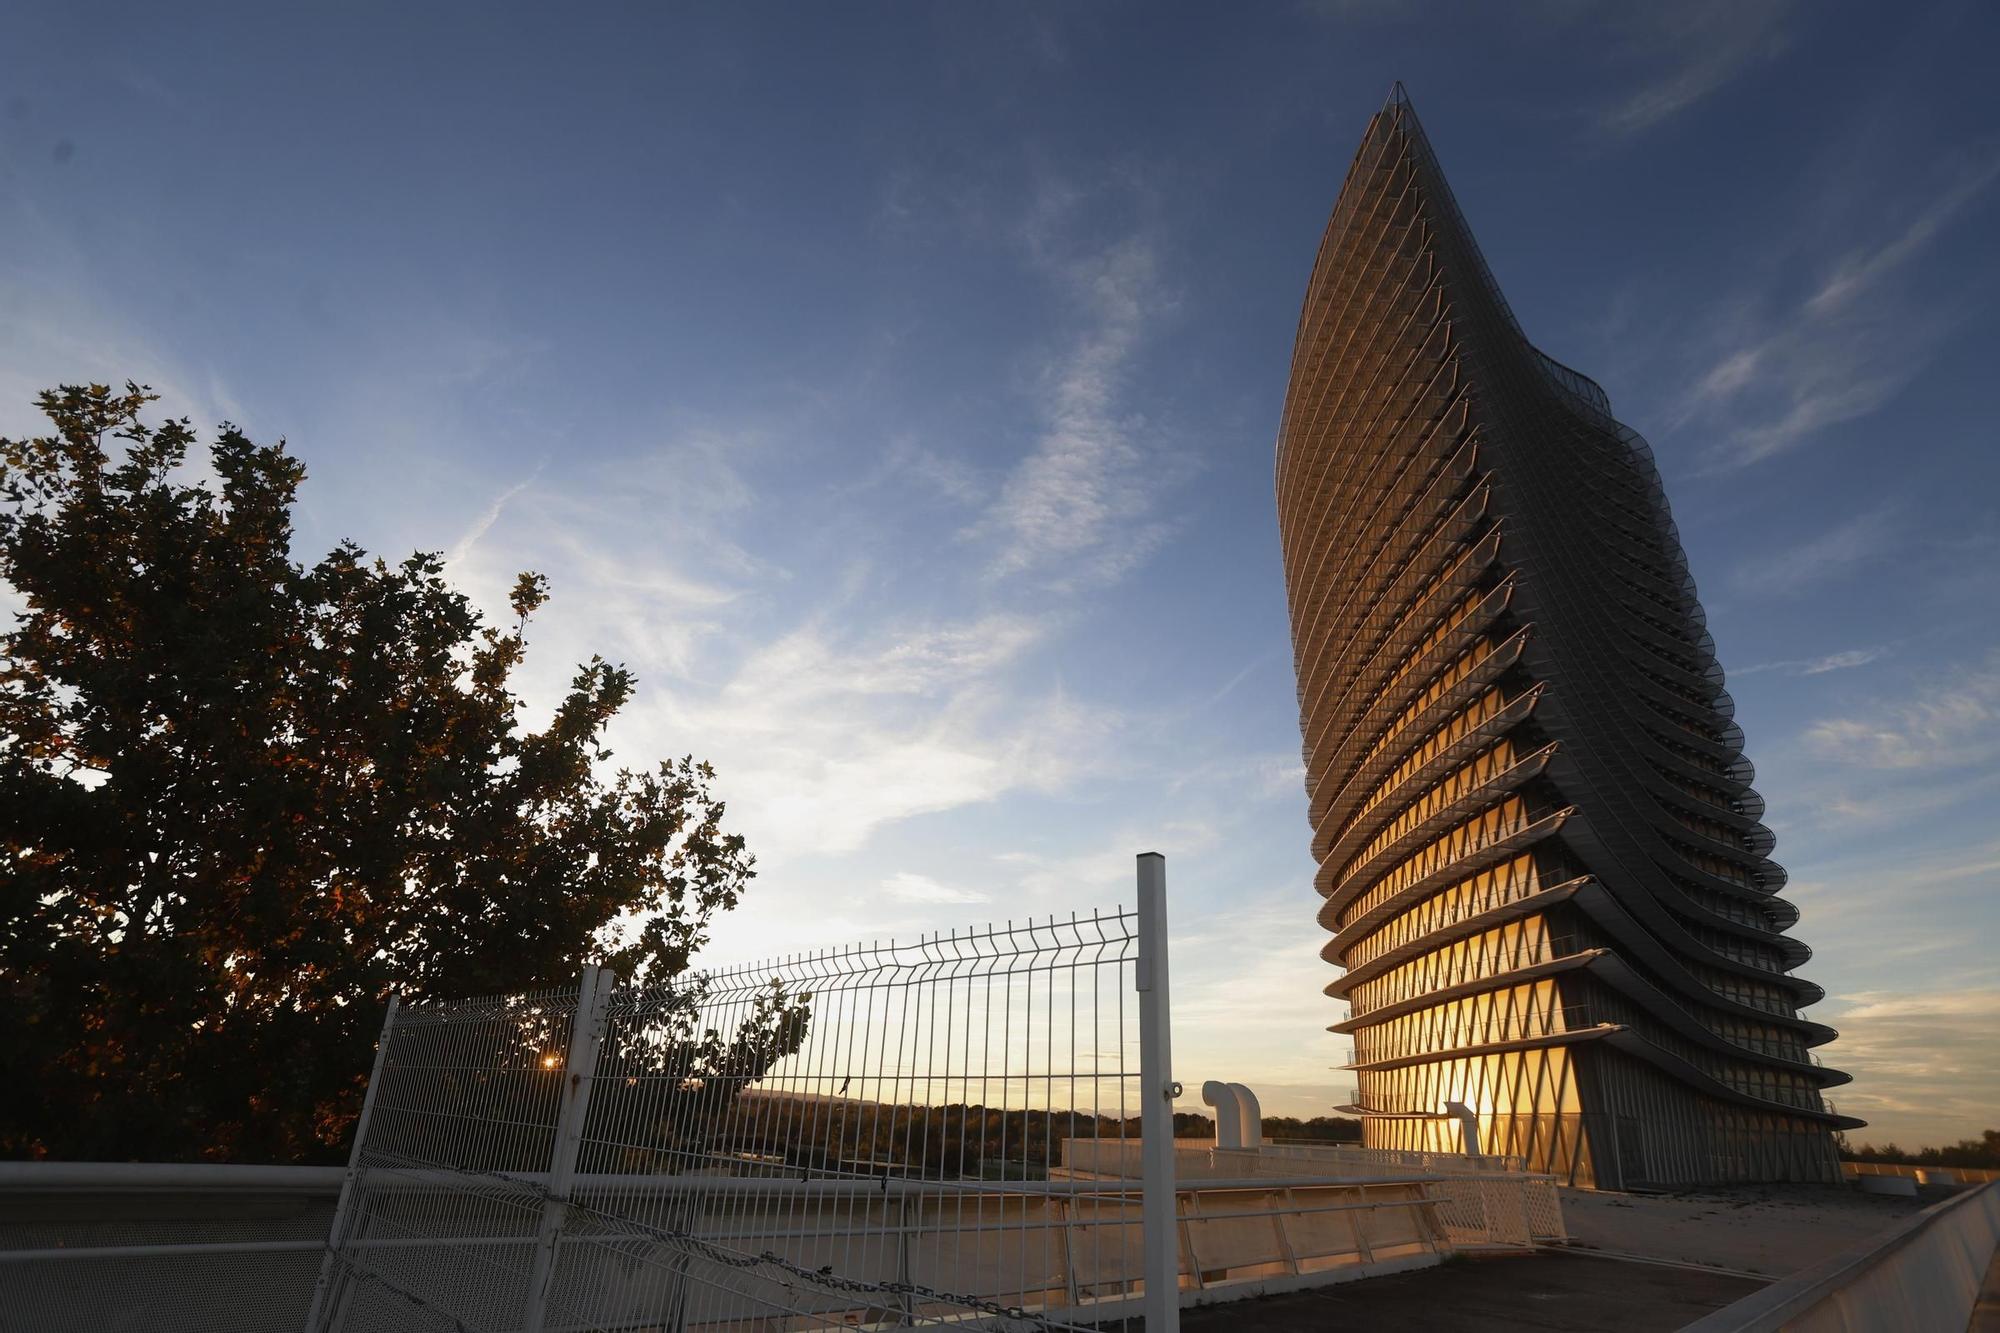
left=0, top=267, right=246, bottom=444
left=1681, top=149, right=2000, bottom=469
left=1171, top=892, right=1345, bottom=1110
left=996, top=818, right=1221, bottom=902
left=648, top=612, right=1117, bottom=862
left=1826, top=987, right=2000, bottom=1147
left=1597, top=1, right=1793, bottom=136
left=1731, top=506, right=1899, bottom=597
left=871, top=435, right=986, bottom=507
left=425, top=406, right=1126, bottom=873
left=1768, top=831, right=2000, bottom=1145
left=880, top=872, right=989, bottom=906
left=974, top=234, right=1178, bottom=589
left=1735, top=646, right=1890, bottom=677
left=1753, top=650, right=2000, bottom=866
left=1803, top=648, right=2000, bottom=772
left=1785, top=841, right=2000, bottom=941
left=1165, top=750, right=1305, bottom=804
left=1200, top=651, right=1283, bottom=711
left=1805, top=155, right=2000, bottom=316
left=447, top=469, right=543, bottom=567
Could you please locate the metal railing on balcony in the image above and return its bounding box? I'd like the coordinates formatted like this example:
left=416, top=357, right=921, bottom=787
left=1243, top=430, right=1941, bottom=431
left=1350, top=1005, right=1602, bottom=1066
left=1339, top=875, right=1548, bottom=971
left=1345, top=939, right=1580, bottom=1014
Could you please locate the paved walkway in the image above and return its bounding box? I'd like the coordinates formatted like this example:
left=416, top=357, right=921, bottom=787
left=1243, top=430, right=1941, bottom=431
left=1971, top=1243, right=2000, bottom=1332
left=1175, top=1251, right=1766, bottom=1332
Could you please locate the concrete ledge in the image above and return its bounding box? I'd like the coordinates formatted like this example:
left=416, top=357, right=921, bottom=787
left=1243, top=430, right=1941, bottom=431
left=0, top=1161, right=347, bottom=1193
left=1683, top=1178, right=2000, bottom=1332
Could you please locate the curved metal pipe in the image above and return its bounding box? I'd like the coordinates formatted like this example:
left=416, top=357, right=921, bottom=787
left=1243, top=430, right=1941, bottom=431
left=1227, top=1083, right=1263, bottom=1148
left=1443, top=1101, right=1482, bottom=1155
left=1201, top=1080, right=1243, bottom=1149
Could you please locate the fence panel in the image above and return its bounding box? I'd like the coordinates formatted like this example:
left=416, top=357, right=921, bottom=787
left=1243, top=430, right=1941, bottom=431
left=311, top=908, right=1150, bottom=1331
left=306, top=983, right=595, bottom=1331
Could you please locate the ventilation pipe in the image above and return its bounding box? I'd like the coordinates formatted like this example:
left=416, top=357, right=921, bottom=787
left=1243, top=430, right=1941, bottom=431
left=1227, top=1083, right=1263, bottom=1149
left=1443, top=1101, right=1482, bottom=1156
left=1200, top=1081, right=1242, bottom=1149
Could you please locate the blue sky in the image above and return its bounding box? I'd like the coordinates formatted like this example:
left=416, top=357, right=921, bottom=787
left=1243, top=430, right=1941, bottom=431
left=4, top=1, right=1996, bottom=1148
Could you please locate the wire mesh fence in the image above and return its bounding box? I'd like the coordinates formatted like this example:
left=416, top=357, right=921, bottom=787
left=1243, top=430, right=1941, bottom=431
left=2, top=858, right=1564, bottom=1330
left=307, top=908, right=1161, bottom=1332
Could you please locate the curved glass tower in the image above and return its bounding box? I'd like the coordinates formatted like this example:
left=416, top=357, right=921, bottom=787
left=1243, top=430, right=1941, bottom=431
left=1276, top=89, right=1861, bottom=1188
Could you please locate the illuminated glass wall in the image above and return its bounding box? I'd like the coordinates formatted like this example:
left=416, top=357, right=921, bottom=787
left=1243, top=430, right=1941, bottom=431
left=1275, top=89, right=1859, bottom=1188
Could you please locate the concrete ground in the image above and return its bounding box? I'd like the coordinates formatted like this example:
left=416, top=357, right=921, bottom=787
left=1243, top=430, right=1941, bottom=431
left=1972, top=1244, right=2000, bottom=1333
left=1157, top=1183, right=1956, bottom=1331
left=1558, top=1182, right=1946, bottom=1277
left=1176, top=1251, right=1766, bottom=1332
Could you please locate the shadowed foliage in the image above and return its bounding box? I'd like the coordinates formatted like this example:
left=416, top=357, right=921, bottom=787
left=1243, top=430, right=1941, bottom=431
left=1844, top=1130, right=2000, bottom=1171
left=0, top=383, right=800, bottom=1163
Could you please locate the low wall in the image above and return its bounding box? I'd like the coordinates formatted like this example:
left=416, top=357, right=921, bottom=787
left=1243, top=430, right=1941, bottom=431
left=1684, top=1177, right=2000, bottom=1332
left=0, top=1161, right=1451, bottom=1332
left=0, top=1162, right=344, bottom=1333
left=1062, top=1139, right=1566, bottom=1247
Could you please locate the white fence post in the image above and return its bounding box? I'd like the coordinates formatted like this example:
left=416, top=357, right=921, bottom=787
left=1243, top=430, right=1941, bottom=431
left=1136, top=852, right=1181, bottom=1333
left=303, top=993, right=399, bottom=1333
left=522, top=965, right=617, bottom=1333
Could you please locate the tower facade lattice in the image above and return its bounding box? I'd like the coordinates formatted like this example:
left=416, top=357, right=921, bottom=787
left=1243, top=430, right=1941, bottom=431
left=1276, top=89, right=1860, bottom=1188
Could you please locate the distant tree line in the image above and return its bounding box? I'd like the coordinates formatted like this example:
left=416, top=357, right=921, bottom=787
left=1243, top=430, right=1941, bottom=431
left=673, top=1102, right=1367, bottom=1181
left=1842, top=1129, right=2000, bottom=1170
left=703, top=1099, right=1133, bottom=1179
left=1165, top=1112, right=1362, bottom=1143
left=1260, top=1115, right=1364, bottom=1143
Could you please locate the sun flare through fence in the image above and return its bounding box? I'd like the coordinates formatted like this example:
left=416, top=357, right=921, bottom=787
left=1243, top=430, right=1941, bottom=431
left=306, top=907, right=1161, bottom=1332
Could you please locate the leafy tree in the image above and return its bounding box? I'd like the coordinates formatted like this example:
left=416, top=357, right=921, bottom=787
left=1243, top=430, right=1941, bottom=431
left=0, top=383, right=799, bottom=1163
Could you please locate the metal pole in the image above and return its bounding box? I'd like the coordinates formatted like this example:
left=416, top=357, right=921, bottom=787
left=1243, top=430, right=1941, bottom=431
left=1135, top=852, right=1181, bottom=1333
left=304, top=993, right=400, bottom=1333
left=522, top=966, right=617, bottom=1333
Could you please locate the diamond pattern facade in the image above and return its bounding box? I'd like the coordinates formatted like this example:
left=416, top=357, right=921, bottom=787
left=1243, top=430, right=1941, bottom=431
left=1276, top=90, right=1861, bottom=1188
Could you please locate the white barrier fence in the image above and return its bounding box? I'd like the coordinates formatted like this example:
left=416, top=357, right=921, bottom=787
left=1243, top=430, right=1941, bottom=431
left=2, top=856, right=1561, bottom=1331
left=308, top=858, right=1181, bottom=1331
left=0, top=1162, right=1471, bottom=1332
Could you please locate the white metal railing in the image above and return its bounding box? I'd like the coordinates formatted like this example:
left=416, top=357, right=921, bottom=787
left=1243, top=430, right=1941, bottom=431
left=0, top=856, right=1570, bottom=1331
left=1348, top=941, right=1824, bottom=1075
left=1345, top=938, right=1578, bottom=1010
left=307, top=857, right=1198, bottom=1331
left=1349, top=1003, right=1599, bottom=1065
left=1338, top=867, right=1546, bottom=971
left=0, top=1163, right=1465, bottom=1332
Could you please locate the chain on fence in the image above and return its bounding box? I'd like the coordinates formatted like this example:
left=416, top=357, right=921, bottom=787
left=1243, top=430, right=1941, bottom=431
left=306, top=909, right=1156, bottom=1332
